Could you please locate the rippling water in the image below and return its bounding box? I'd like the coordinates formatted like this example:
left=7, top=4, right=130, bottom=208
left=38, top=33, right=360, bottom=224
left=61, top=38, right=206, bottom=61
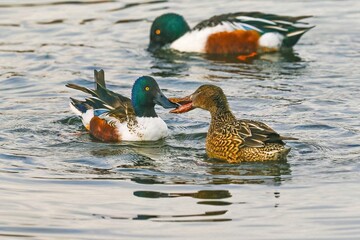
left=1, top=0, right=360, bottom=239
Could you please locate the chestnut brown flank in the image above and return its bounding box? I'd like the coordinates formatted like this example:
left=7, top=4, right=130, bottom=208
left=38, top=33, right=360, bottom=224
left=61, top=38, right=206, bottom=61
left=205, top=30, right=260, bottom=54
left=90, top=116, right=120, bottom=142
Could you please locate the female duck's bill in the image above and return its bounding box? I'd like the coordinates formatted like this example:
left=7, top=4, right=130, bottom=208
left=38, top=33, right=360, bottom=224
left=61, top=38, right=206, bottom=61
left=169, top=95, right=194, bottom=113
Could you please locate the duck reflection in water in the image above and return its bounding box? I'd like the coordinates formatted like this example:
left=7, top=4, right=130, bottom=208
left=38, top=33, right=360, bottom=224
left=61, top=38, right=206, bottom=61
left=207, top=161, right=291, bottom=185
left=149, top=49, right=192, bottom=78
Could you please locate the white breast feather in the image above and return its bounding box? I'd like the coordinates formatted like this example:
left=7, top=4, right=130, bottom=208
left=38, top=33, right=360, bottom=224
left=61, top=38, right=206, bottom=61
left=170, top=23, right=235, bottom=53
left=115, top=117, right=168, bottom=141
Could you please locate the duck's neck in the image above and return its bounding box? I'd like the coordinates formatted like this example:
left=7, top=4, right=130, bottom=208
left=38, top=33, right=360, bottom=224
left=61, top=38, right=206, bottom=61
left=206, top=95, right=235, bottom=127
left=133, top=103, right=158, bottom=118
left=207, top=94, right=235, bottom=122
left=208, top=107, right=236, bottom=139
left=210, top=107, right=236, bottom=124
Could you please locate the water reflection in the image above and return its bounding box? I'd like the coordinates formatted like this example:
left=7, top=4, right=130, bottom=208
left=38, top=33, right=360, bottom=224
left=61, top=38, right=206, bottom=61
left=57, top=105, right=293, bottom=186
left=128, top=190, right=235, bottom=221
left=149, top=48, right=307, bottom=83
left=149, top=49, right=192, bottom=77
left=0, top=233, right=34, bottom=238
left=207, top=161, right=291, bottom=185
left=134, top=189, right=231, bottom=199
left=63, top=153, right=292, bottom=186
left=150, top=43, right=302, bottom=65
left=90, top=190, right=234, bottom=222
left=0, top=1, right=113, bottom=8
left=114, top=18, right=145, bottom=24
left=107, top=0, right=167, bottom=12
left=1, top=0, right=359, bottom=238
left=204, top=50, right=302, bottom=64
left=58, top=120, right=292, bottom=186
left=93, top=210, right=230, bottom=222
left=37, top=19, right=64, bottom=25
left=89, top=141, right=169, bottom=163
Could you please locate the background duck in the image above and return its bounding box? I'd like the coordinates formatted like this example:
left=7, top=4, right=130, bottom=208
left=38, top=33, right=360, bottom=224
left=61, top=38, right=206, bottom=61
left=170, top=85, right=297, bottom=163
left=149, top=12, right=314, bottom=59
left=66, top=70, right=178, bottom=142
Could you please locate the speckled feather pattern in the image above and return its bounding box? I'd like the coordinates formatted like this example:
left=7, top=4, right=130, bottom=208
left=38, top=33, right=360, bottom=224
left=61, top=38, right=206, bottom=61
left=177, top=84, right=294, bottom=163
left=206, top=112, right=290, bottom=163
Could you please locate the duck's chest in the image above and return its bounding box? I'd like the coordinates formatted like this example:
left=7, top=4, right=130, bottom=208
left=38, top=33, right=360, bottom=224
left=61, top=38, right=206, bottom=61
left=205, top=132, right=231, bottom=161
left=206, top=124, right=227, bottom=151
left=205, top=122, right=242, bottom=161
left=116, top=117, right=168, bottom=141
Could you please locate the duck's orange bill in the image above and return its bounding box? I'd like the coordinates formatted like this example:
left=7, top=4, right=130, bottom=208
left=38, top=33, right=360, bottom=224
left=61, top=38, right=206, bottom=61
left=169, top=96, right=194, bottom=114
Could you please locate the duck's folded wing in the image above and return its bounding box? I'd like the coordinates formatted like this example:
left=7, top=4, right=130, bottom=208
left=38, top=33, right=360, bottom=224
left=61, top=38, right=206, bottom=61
left=234, top=119, right=297, bottom=148
left=98, top=102, right=137, bottom=126
left=193, top=11, right=313, bottom=36
left=94, top=83, right=132, bottom=109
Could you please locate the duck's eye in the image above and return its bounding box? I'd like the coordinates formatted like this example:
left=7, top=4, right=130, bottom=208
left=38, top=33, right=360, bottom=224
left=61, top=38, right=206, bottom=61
left=145, top=86, right=150, bottom=91
left=155, top=29, right=161, bottom=35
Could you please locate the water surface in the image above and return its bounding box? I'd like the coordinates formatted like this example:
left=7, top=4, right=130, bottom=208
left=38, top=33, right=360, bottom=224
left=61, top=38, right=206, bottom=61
left=0, top=0, right=360, bottom=239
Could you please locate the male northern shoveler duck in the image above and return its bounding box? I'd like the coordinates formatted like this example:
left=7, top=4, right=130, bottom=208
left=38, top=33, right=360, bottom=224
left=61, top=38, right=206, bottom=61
left=169, top=85, right=297, bottom=163
left=66, top=70, right=178, bottom=142
left=149, top=12, right=313, bottom=60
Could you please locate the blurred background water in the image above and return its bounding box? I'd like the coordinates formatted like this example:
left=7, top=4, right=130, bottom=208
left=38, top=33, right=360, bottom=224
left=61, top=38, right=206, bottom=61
left=0, top=0, right=359, bottom=239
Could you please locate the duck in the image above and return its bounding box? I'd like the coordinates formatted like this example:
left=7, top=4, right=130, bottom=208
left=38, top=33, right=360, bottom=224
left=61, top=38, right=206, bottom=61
left=66, top=69, right=178, bottom=142
left=149, top=12, right=313, bottom=60
left=169, top=84, right=297, bottom=163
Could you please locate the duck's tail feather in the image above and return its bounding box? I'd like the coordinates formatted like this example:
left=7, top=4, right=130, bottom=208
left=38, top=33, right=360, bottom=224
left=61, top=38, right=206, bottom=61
left=291, top=15, right=313, bottom=22
left=69, top=97, right=91, bottom=115
left=69, top=98, right=109, bottom=129
left=66, top=83, right=97, bottom=97
left=94, top=69, right=106, bottom=89
left=283, top=25, right=315, bottom=47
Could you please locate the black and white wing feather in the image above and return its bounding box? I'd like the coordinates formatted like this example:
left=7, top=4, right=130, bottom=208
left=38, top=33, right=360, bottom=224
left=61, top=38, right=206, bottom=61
left=66, top=69, right=136, bottom=122
left=193, top=12, right=313, bottom=47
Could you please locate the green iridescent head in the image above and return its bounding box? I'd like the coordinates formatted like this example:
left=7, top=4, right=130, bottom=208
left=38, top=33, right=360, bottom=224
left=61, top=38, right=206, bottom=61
left=148, top=13, right=190, bottom=52
left=131, top=76, right=178, bottom=117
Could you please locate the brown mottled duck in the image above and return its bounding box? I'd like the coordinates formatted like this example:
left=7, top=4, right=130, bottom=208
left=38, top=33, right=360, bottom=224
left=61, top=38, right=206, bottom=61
left=170, top=84, right=297, bottom=163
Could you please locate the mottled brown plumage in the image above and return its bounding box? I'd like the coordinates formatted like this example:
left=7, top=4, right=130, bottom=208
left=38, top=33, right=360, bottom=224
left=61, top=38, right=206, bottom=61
left=170, top=85, right=297, bottom=163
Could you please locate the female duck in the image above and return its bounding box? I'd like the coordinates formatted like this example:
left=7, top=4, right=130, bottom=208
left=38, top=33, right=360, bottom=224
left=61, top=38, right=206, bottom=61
left=170, top=85, right=297, bottom=163
left=149, top=12, right=313, bottom=59
left=66, top=70, right=178, bottom=142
